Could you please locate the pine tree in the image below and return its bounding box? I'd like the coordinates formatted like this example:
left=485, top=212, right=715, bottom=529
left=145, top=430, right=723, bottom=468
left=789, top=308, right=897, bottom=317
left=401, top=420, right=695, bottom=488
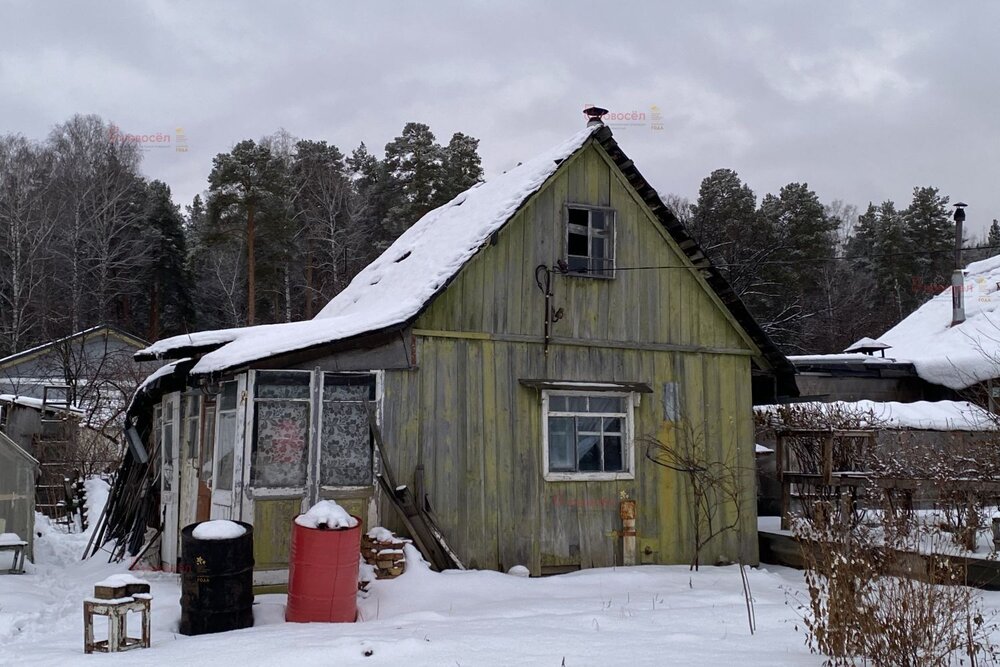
left=903, top=186, right=952, bottom=291
left=988, top=219, right=1000, bottom=249
left=139, top=180, right=192, bottom=339
left=207, top=140, right=287, bottom=325
left=382, top=123, right=443, bottom=238
left=435, top=132, right=483, bottom=205
left=688, top=169, right=764, bottom=299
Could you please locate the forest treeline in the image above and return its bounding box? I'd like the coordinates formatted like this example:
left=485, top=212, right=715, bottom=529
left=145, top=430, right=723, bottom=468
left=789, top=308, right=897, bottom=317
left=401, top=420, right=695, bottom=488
left=0, top=113, right=991, bottom=357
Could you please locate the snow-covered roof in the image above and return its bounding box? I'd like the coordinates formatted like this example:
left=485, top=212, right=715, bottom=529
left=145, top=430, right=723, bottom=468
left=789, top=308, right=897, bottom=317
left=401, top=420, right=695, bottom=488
left=755, top=400, right=998, bottom=431
left=0, top=394, right=84, bottom=415
left=139, top=126, right=600, bottom=375
left=876, top=254, right=1000, bottom=390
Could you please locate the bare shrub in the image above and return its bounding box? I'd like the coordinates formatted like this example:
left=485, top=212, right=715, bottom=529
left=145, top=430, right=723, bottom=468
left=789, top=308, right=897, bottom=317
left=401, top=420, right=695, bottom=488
left=792, top=497, right=998, bottom=666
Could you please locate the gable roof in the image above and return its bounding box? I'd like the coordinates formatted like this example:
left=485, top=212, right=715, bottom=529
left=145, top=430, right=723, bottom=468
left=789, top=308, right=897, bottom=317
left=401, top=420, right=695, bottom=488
left=136, top=124, right=796, bottom=396
left=872, top=254, right=1000, bottom=390
left=0, top=325, right=148, bottom=371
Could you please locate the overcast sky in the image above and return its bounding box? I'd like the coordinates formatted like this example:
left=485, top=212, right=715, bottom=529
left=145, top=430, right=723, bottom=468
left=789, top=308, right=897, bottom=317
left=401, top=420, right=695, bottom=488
left=2, top=1, right=997, bottom=235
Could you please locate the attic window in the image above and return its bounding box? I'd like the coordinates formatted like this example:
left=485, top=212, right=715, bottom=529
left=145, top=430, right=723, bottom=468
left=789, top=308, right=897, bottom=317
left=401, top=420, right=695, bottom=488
left=565, top=205, right=615, bottom=278
left=394, top=251, right=412, bottom=263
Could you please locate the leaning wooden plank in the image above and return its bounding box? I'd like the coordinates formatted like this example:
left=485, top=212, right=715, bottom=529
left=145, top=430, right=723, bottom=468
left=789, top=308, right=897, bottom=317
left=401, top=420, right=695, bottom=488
left=375, top=474, right=437, bottom=569
left=394, top=485, right=452, bottom=571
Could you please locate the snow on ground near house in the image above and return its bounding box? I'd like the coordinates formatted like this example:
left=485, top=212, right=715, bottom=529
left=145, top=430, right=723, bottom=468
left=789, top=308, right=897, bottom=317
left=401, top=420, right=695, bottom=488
left=878, top=254, right=1000, bottom=389
left=0, top=541, right=820, bottom=667
left=756, top=399, right=998, bottom=431
left=136, top=126, right=599, bottom=376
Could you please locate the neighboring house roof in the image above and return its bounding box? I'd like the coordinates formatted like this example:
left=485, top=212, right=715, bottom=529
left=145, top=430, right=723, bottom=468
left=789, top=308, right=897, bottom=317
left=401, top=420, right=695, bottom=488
left=135, top=124, right=797, bottom=396
left=0, top=394, right=85, bottom=416
left=875, top=254, right=1000, bottom=390
left=0, top=325, right=149, bottom=371
left=0, top=430, right=40, bottom=467
left=756, top=399, right=998, bottom=432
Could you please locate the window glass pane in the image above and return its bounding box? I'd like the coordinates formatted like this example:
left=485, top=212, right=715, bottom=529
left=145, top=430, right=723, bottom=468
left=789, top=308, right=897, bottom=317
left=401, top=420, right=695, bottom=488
left=568, top=207, right=588, bottom=226
left=590, top=396, right=624, bottom=413
left=201, top=409, right=215, bottom=486
left=591, top=237, right=606, bottom=260
left=568, top=230, right=589, bottom=256
left=567, top=396, right=588, bottom=412
left=220, top=381, right=238, bottom=410
left=591, top=210, right=605, bottom=230
left=322, top=380, right=370, bottom=402
left=321, top=401, right=372, bottom=486
left=567, top=256, right=589, bottom=272
left=256, top=371, right=311, bottom=399
left=593, top=258, right=614, bottom=277
left=216, top=412, right=236, bottom=490
left=577, top=434, right=601, bottom=472
left=548, top=417, right=575, bottom=471
left=253, top=401, right=309, bottom=487
left=604, top=435, right=623, bottom=472
left=577, top=417, right=601, bottom=433
left=548, top=395, right=567, bottom=412
left=162, top=418, right=174, bottom=492
left=603, top=417, right=622, bottom=433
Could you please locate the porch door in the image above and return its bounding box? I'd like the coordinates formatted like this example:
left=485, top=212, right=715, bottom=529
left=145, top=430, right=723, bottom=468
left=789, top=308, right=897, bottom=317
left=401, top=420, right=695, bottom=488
left=244, top=370, right=314, bottom=589
left=241, top=370, right=377, bottom=590
left=160, top=393, right=181, bottom=568
left=315, top=373, right=376, bottom=524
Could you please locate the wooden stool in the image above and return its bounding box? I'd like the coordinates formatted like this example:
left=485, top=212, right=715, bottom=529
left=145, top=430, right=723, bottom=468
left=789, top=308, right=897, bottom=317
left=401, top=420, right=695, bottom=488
left=0, top=537, right=27, bottom=574
left=83, top=578, right=152, bottom=654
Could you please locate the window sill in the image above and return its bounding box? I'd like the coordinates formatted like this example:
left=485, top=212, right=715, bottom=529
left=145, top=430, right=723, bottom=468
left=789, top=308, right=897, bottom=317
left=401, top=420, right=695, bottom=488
left=543, top=471, right=635, bottom=482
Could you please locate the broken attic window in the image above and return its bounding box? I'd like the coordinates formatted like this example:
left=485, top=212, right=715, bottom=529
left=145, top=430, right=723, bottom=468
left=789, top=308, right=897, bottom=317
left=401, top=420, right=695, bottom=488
left=566, top=205, right=615, bottom=278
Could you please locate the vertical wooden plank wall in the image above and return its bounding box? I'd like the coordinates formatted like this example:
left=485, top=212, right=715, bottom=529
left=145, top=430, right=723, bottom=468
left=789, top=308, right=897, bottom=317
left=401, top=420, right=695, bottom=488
left=380, top=141, right=760, bottom=572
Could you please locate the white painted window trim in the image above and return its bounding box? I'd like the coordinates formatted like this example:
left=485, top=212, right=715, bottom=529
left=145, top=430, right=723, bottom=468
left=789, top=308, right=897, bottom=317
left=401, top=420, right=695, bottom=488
left=541, top=389, right=636, bottom=482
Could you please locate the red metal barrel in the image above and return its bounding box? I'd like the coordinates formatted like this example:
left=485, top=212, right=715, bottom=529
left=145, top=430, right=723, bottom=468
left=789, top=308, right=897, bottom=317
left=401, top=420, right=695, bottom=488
left=285, top=516, right=361, bottom=623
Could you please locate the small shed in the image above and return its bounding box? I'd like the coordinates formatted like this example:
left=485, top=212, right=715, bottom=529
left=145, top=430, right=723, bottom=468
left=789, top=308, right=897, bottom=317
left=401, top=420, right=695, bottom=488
left=0, top=430, right=39, bottom=561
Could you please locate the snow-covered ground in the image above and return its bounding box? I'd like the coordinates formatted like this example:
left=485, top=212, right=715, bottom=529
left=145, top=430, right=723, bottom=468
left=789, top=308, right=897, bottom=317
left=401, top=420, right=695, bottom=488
left=0, top=542, right=818, bottom=667
left=0, top=483, right=817, bottom=666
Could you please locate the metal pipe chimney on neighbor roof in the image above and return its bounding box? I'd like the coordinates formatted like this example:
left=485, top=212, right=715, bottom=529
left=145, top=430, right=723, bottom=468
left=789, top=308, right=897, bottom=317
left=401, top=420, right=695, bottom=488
left=952, top=202, right=968, bottom=326
left=583, top=106, right=608, bottom=127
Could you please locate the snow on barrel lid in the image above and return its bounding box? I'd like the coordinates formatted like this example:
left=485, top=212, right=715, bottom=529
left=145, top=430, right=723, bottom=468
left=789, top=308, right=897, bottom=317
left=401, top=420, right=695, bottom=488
left=192, top=519, right=247, bottom=540
left=295, top=499, right=358, bottom=530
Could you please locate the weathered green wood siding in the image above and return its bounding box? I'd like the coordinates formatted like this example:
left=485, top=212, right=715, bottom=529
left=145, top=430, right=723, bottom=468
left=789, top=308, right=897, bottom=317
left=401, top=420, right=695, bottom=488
left=380, top=141, right=759, bottom=572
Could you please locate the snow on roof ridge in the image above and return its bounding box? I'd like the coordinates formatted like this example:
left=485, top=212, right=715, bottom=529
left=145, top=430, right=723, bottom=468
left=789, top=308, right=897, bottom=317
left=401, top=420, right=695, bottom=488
left=179, top=125, right=599, bottom=375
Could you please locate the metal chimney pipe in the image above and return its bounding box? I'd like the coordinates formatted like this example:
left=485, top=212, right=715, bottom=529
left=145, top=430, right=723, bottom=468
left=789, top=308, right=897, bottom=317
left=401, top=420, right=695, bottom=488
left=952, top=203, right=968, bottom=326
left=583, top=105, right=609, bottom=127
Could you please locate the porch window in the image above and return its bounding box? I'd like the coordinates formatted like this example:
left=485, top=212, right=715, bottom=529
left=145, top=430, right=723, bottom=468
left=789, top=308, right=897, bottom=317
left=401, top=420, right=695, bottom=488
left=251, top=371, right=311, bottom=488
left=566, top=205, right=615, bottom=277
left=161, top=398, right=175, bottom=492
left=543, top=391, right=635, bottom=481
left=214, top=381, right=238, bottom=491
left=320, top=375, right=374, bottom=487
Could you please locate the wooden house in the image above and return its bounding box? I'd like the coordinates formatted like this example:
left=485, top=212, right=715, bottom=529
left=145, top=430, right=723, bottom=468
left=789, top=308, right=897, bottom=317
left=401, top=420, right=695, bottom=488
left=124, top=114, right=797, bottom=589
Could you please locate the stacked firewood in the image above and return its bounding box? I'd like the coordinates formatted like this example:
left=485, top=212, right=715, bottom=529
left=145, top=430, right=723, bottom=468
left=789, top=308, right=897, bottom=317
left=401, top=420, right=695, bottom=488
left=361, top=530, right=410, bottom=579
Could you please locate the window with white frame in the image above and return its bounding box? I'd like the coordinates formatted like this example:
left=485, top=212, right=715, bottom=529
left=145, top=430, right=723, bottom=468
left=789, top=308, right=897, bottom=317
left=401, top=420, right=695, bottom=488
left=566, top=205, right=615, bottom=277
left=543, top=391, right=634, bottom=479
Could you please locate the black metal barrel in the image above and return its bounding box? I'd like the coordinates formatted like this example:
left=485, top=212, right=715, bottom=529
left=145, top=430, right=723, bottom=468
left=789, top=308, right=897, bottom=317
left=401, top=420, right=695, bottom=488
left=179, top=521, right=255, bottom=635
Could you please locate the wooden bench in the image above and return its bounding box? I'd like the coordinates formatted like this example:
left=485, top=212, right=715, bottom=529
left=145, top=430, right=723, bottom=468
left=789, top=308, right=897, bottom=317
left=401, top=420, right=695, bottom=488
left=0, top=533, right=27, bottom=574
